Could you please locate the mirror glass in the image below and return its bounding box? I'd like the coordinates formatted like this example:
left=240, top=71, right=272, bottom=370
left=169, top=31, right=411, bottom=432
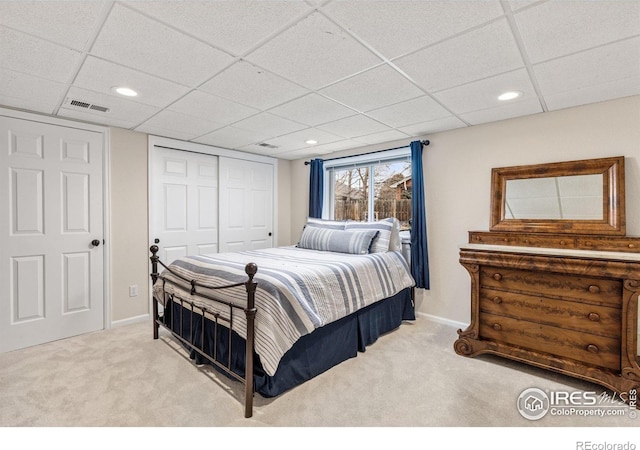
left=490, top=156, right=625, bottom=235
left=504, top=174, right=603, bottom=220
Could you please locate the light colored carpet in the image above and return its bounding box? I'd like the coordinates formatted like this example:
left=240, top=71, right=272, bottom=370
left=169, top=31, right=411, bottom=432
left=0, top=316, right=637, bottom=430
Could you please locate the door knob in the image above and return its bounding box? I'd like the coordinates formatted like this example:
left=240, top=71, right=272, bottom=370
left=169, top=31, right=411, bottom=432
left=91, top=239, right=100, bottom=247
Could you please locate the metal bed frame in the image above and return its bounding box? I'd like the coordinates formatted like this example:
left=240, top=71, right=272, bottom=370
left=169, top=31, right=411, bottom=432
left=149, top=245, right=258, bottom=418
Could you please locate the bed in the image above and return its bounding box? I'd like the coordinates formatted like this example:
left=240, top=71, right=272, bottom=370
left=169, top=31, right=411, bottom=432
left=150, top=218, right=416, bottom=418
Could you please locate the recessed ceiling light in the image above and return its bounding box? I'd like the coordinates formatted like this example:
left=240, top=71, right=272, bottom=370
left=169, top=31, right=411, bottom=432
left=112, top=86, right=138, bottom=97
left=305, top=139, right=318, bottom=145
left=498, top=91, right=521, bottom=101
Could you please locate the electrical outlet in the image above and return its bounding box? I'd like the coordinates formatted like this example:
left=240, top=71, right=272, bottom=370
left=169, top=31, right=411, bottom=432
left=129, top=285, right=138, bottom=297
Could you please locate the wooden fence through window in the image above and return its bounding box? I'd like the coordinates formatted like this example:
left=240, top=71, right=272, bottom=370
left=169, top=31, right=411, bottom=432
left=334, top=199, right=411, bottom=228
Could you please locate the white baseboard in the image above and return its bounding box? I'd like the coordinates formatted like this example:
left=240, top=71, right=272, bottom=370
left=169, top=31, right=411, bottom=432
left=416, top=311, right=468, bottom=330
left=110, top=313, right=150, bottom=329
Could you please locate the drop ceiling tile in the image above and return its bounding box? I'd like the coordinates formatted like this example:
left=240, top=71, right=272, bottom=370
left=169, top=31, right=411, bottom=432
left=91, top=4, right=234, bottom=87
left=73, top=57, right=190, bottom=108
left=323, top=0, right=504, bottom=59
left=0, top=67, right=66, bottom=113
left=134, top=125, right=200, bottom=143
left=319, top=64, right=424, bottom=112
left=433, top=69, right=537, bottom=114
left=232, top=112, right=308, bottom=137
left=199, top=61, right=309, bottom=110
left=168, top=90, right=259, bottom=125
left=136, top=109, right=223, bottom=140
left=193, top=126, right=271, bottom=150
left=269, top=93, right=357, bottom=126
left=534, top=37, right=640, bottom=96
left=399, top=116, right=468, bottom=136
left=261, top=128, right=344, bottom=152
left=367, top=95, right=452, bottom=128
left=515, top=0, right=640, bottom=63
left=354, top=129, right=411, bottom=145
left=0, top=26, right=81, bottom=83
left=0, top=96, right=54, bottom=116
left=507, top=0, right=540, bottom=11
left=245, top=11, right=381, bottom=89
left=395, top=19, right=524, bottom=93
left=275, top=145, right=342, bottom=160
left=458, top=98, right=543, bottom=125
left=237, top=143, right=282, bottom=157
left=316, top=114, right=391, bottom=138
left=0, top=1, right=106, bottom=50
left=544, top=76, right=640, bottom=112
left=301, top=139, right=367, bottom=155
left=64, top=86, right=160, bottom=125
left=124, top=1, right=312, bottom=55
left=57, top=107, right=140, bottom=129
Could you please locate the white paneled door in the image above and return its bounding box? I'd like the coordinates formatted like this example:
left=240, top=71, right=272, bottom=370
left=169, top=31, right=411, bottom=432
left=219, top=157, right=273, bottom=252
left=150, top=147, right=219, bottom=265
left=0, top=115, right=104, bottom=352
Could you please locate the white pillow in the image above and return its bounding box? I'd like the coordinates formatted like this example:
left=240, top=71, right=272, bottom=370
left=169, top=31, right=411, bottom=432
left=388, top=218, right=402, bottom=252
left=304, top=217, right=346, bottom=230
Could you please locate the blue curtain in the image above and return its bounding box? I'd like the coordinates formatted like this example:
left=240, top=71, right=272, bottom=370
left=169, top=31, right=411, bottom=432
left=410, top=141, right=430, bottom=289
left=308, top=159, right=324, bottom=218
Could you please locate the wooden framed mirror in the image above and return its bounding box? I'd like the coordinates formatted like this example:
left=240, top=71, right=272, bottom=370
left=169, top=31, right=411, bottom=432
left=490, top=156, right=625, bottom=235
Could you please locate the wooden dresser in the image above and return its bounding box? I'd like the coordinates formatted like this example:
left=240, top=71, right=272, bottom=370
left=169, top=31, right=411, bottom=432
left=455, top=240, right=640, bottom=398
left=455, top=157, right=640, bottom=401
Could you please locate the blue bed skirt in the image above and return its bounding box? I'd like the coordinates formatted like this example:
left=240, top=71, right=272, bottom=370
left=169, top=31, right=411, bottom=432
left=164, top=288, right=414, bottom=397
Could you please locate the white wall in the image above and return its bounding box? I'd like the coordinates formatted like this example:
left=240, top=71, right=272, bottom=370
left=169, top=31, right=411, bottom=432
left=109, top=128, right=150, bottom=324
left=290, top=95, right=640, bottom=328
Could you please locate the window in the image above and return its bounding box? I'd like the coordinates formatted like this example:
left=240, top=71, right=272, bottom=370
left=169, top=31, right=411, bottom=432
left=324, top=148, right=412, bottom=230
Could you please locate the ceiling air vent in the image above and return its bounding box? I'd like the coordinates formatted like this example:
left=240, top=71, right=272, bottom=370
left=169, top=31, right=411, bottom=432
left=66, top=98, right=110, bottom=113
left=258, top=143, right=278, bottom=149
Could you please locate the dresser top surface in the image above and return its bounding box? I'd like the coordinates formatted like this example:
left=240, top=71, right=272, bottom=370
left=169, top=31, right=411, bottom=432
left=460, top=243, right=640, bottom=262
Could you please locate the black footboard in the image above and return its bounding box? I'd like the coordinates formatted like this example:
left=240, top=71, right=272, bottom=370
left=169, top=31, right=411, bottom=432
left=149, top=245, right=257, bottom=418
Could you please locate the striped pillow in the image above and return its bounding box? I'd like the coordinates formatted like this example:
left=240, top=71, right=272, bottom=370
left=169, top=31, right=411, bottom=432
left=297, top=227, right=379, bottom=254
left=304, top=217, right=347, bottom=230
left=345, top=218, right=395, bottom=253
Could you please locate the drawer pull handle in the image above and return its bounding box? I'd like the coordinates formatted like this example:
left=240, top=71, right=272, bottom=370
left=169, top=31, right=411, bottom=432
left=492, top=273, right=502, bottom=281
left=492, top=296, right=502, bottom=304
left=559, top=240, right=565, bottom=245
left=586, top=344, right=599, bottom=354
left=588, top=285, right=601, bottom=294
left=492, top=323, right=502, bottom=331
left=588, top=312, right=600, bottom=322
left=629, top=244, right=635, bottom=248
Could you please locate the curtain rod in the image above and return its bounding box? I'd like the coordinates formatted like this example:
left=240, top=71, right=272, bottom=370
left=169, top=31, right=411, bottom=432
left=303, top=139, right=429, bottom=165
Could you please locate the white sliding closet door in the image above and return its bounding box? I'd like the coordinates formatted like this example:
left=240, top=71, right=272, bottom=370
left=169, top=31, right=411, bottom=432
left=150, top=147, right=218, bottom=265
left=219, top=157, right=274, bottom=252
left=0, top=115, right=105, bottom=352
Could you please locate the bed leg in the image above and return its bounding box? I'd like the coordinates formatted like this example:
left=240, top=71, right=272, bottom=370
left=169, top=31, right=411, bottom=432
left=150, top=245, right=160, bottom=340
left=152, top=297, right=159, bottom=340
left=244, top=263, right=258, bottom=418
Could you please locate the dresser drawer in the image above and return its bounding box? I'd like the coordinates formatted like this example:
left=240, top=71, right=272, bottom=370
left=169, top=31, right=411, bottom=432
left=576, top=236, right=640, bottom=253
left=479, top=267, right=622, bottom=307
left=469, top=231, right=575, bottom=249
left=480, top=288, right=621, bottom=338
left=479, top=313, right=621, bottom=370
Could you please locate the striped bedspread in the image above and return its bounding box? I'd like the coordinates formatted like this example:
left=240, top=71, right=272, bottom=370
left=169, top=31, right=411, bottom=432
left=153, top=246, right=415, bottom=376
